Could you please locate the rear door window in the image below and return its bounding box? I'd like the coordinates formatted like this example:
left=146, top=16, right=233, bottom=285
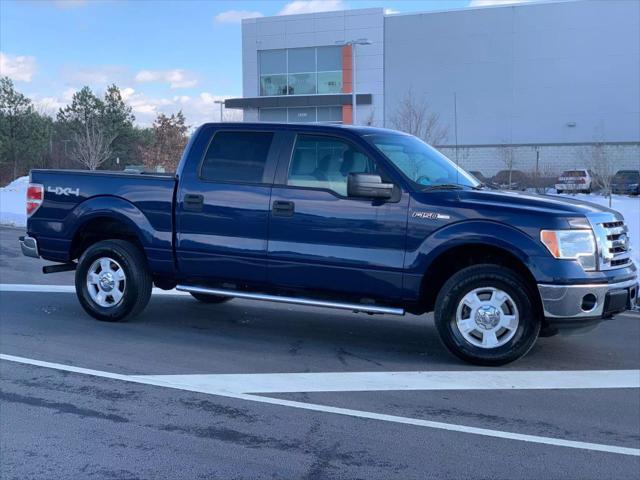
left=201, top=131, right=274, bottom=184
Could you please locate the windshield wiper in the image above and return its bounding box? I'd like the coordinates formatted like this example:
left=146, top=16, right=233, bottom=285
left=421, top=183, right=466, bottom=191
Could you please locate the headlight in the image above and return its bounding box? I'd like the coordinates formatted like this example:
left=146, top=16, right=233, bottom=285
left=540, top=229, right=597, bottom=271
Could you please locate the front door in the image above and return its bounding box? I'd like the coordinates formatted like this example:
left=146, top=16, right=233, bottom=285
left=176, top=128, right=280, bottom=285
left=268, top=133, right=409, bottom=300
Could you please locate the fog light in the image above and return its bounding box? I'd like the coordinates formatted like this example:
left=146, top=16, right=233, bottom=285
left=581, top=294, right=598, bottom=312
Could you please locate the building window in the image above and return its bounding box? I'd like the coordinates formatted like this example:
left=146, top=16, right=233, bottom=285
left=317, top=106, right=342, bottom=122
left=258, top=108, right=287, bottom=122
left=317, top=71, right=342, bottom=94
left=259, top=107, right=342, bottom=124
left=288, top=107, right=317, bottom=123
left=288, top=73, right=316, bottom=95
left=259, top=46, right=343, bottom=97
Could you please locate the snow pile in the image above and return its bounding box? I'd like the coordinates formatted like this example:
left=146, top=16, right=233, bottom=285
left=556, top=193, right=639, bottom=267
left=0, top=176, right=28, bottom=227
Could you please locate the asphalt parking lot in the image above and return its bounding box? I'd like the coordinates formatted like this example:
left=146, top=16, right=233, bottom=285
left=1, top=225, right=639, bottom=479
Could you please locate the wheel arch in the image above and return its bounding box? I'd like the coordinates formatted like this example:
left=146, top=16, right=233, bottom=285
left=64, top=196, right=160, bottom=262
left=418, top=242, right=542, bottom=318
left=69, top=215, right=146, bottom=261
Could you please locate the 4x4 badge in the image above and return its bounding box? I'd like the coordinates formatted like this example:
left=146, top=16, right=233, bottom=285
left=47, top=186, right=80, bottom=197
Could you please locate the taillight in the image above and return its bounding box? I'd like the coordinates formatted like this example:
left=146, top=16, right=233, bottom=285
left=26, top=183, right=44, bottom=217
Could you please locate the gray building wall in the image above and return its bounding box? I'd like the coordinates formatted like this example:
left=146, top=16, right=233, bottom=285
left=241, top=8, right=384, bottom=124
left=384, top=0, right=640, bottom=175
left=438, top=143, right=639, bottom=178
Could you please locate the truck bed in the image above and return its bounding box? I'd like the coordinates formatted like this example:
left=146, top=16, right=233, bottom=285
left=28, top=169, right=176, bottom=267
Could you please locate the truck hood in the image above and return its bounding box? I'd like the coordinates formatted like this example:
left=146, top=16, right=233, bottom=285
left=419, top=188, right=620, bottom=218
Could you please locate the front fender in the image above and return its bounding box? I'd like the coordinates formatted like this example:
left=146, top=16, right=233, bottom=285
left=405, top=220, right=548, bottom=277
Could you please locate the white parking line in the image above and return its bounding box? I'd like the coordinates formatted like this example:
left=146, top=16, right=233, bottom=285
left=139, top=370, right=640, bottom=394
left=1, top=353, right=639, bottom=457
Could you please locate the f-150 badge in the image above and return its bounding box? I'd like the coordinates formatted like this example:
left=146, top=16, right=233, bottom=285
left=47, top=186, right=80, bottom=197
left=412, top=211, right=450, bottom=220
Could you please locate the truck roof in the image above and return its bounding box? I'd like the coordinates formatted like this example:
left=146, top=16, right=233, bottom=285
left=199, top=122, right=407, bottom=137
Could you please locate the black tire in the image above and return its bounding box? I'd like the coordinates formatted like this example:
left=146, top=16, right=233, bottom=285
left=75, top=239, right=152, bottom=322
left=189, top=292, right=231, bottom=304
left=556, top=189, right=563, bottom=194
left=434, top=264, right=541, bottom=366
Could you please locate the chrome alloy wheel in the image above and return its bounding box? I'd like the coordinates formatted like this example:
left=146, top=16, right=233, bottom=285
left=455, top=287, right=519, bottom=349
left=86, top=257, right=126, bottom=308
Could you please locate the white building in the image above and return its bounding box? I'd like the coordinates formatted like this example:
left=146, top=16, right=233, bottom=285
left=226, top=0, right=640, bottom=176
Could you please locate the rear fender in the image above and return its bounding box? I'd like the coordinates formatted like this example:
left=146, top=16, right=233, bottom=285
left=65, top=196, right=159, bottom=245
left=60, top=196, right=173, bottom=273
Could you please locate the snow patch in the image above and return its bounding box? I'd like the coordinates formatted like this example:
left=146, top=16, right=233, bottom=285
left=554, top=193, right=639, bottom=267
left=0, top=176, right=29, bottom=227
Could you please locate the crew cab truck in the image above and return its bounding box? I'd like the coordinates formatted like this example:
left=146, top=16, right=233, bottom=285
left=20, top=123, right=638, bottom=365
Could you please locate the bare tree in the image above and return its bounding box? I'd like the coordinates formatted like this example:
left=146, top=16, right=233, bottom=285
left=71, top=118, right=116, bottom=170
left=586, top=141, right=615, bottom=207
left=529, top=162, right=557, bottom=194
left=389, top=89, right=448, bottom=145
left=364, top=108, right=377, bottom=127
left=457, top=147, right=471, bottom=170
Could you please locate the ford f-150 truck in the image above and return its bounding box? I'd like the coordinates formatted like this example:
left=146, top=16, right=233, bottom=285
left=20, top=123, right=638, bottom=365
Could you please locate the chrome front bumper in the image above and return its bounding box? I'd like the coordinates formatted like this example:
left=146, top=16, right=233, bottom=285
left=538, top=277, right=638, bottom=319
left=19, top=235, right=40, bottom=258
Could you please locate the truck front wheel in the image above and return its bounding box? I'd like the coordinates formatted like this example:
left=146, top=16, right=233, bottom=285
left=434, top=264, right=541, bottom=366
left=75, top=239, right=152, bottom=322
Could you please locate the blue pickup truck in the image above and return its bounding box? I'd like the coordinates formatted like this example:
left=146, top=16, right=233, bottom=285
left=20, top=123, right=638, bottom=365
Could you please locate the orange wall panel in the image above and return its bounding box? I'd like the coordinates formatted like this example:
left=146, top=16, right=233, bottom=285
left=342, top=104, right=353, bottom=125
left=342, top=45, right=353, bottom=94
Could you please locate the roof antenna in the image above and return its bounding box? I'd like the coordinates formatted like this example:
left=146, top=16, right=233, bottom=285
left=454, top=92, right=459, bottom=186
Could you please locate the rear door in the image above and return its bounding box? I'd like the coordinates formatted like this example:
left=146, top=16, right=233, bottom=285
left=267, top=132, right=409, bottom=300
left=176, top=127, right=284, bottom=285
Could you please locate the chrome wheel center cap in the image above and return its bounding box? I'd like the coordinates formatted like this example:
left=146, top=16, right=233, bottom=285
left=475, top=305, right=500, bottom=330
left=99, top=272, right=115, bottom=292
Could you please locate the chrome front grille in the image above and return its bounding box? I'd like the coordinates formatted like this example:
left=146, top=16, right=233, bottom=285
left=587, top=213, right=633, bottom=270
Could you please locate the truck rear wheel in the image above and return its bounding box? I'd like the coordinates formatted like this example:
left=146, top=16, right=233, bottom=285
left=75, top=239, right=152, bottom=322
left=434, top=264, right=541, bottom=366
left=189, top=292, right=231, bottom=304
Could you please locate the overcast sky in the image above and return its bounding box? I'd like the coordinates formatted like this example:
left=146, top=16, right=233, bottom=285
left=1, top=0, right=537, bottom=126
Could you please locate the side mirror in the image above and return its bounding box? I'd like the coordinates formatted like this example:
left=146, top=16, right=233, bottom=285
left=347, top=173, right=394, bottom=199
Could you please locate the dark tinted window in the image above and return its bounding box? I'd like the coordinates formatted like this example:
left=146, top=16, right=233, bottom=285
left=614, top=170, right=640, bottom=180
left=562, top=170, right=587, bottom=177
left=201, top=131, right=273, bottom=183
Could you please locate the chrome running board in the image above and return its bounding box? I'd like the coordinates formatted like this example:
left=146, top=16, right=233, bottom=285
left=176, top=284, right=405, bottom=316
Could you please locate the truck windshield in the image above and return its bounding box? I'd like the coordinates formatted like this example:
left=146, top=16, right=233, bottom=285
left=364, top=133, right=479, bottom=189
